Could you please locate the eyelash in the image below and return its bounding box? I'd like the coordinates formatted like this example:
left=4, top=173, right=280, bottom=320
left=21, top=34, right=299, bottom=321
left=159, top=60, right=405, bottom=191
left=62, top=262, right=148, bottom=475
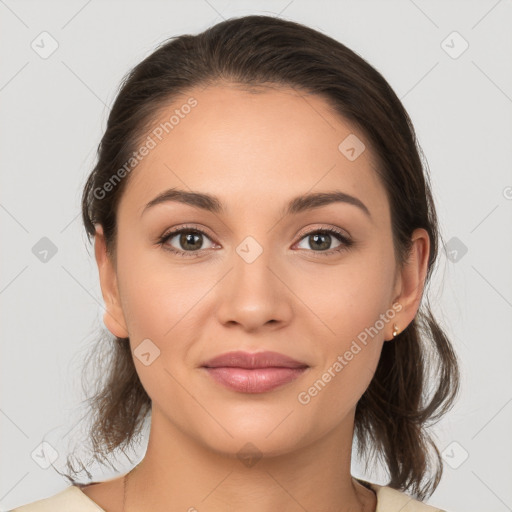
left=157, top=224, right=354, bottom=258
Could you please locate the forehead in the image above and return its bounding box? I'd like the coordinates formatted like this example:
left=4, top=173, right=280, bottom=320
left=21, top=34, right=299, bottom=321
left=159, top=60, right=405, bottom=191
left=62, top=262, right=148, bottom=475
left=118, top=83, right=388, bottom=222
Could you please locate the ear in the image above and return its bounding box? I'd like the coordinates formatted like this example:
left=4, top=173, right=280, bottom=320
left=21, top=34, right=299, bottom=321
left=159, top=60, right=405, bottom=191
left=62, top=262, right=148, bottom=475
left=94, top=224, right=129, bottom=339
left=386, top=228, right=430, bottom=341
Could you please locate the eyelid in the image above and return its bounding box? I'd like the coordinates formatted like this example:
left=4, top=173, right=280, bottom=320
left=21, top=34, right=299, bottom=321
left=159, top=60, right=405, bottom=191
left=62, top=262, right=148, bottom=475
left=159, top=223, right=216, bottom=242
left=294, top=223, right=351, bottom=241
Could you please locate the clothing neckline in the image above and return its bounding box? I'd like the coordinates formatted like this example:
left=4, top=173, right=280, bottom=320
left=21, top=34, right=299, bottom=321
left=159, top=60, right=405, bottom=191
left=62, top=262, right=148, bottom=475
left=73, top=478, right=384, bottom=511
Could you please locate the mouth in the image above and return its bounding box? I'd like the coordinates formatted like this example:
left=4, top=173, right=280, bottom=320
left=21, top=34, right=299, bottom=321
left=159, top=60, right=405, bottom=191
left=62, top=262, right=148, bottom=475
left=200, top=350, right=309, bottom=393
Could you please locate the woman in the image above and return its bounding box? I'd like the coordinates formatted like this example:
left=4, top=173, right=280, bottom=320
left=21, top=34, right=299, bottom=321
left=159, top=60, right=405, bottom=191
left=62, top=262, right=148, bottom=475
left=12, top=14, right=459, bottom=512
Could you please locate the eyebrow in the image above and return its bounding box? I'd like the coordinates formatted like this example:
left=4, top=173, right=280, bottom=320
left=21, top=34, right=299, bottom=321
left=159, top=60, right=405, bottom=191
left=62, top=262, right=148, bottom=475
left=141, top=188, right=371, bottom=219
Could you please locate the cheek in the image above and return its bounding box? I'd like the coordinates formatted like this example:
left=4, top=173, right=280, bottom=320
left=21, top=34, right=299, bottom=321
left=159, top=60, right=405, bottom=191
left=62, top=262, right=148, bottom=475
left=316, top=346, right=382, bottom=416
left=301, top=276, right=391, bottom=415
left=295, top=328, right=384, bottom=437
left=119, top=271, right=208, bottom=342
left=299, top=245, right=395, bottom=407
left=115, top=234, right=210, bottom=339
left=307, top=248, right=396, bottom=344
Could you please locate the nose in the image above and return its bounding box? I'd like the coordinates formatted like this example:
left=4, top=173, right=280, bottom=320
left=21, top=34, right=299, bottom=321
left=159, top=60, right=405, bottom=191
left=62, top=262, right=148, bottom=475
left=215, top=242, right=294, bottom=333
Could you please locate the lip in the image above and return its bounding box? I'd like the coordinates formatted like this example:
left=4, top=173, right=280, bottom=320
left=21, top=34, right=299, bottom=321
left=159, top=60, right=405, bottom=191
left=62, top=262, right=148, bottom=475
left=200, top=350, right=309, bottom=394
left=201, top=350, right=308, bottom=369
left=203, top=367, right=308, bottom=393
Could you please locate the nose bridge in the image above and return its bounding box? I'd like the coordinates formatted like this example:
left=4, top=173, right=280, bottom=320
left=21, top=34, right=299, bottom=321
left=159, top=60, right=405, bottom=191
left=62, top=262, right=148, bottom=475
left=234, top=234, right=273, bottom=290
left=215, top=233, right=292, bottom=330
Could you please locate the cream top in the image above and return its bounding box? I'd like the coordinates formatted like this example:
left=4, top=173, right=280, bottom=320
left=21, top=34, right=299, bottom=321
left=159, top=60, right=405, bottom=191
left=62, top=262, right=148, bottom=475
left=10, top=480, right=447, bottom=511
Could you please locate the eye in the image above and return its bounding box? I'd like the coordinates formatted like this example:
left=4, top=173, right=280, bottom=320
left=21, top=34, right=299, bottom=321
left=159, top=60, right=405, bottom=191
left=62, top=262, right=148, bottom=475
left=158, top=226, right=216, bottom=258
left=294, top=227, right=353, bottom=256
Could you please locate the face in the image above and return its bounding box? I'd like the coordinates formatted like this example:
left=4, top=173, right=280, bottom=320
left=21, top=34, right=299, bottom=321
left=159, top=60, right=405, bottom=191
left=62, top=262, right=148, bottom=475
left=95, top=83, right=425, bottom=458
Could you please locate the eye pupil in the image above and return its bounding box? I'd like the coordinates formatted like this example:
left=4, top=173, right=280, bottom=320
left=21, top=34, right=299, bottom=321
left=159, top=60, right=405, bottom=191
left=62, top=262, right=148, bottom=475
left=310, top=233, right=331, bottom=250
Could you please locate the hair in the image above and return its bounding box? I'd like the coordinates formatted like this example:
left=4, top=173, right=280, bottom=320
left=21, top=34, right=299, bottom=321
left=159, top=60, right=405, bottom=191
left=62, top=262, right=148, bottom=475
left=66, top=14, right=460, bottom=501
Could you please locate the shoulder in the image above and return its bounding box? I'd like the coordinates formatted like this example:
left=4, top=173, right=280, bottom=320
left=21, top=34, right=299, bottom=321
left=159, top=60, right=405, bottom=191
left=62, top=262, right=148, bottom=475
left=367, top=482, right=448, bottom=512
left=9, top=486, right=105, bottom=512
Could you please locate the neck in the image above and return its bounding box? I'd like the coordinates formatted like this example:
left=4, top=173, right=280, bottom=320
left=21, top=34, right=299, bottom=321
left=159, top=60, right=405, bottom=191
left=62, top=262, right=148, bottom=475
left=123, top=406, right=376, bottom=512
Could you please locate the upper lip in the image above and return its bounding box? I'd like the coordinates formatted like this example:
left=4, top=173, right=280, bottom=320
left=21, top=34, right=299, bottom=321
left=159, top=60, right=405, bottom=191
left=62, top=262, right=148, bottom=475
left=201, top=350, right=309, bottom=369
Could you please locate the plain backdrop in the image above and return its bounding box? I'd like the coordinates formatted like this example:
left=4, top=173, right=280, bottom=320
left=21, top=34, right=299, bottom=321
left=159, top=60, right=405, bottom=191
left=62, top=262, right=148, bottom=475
left=1, top=1, right=511, bottom=511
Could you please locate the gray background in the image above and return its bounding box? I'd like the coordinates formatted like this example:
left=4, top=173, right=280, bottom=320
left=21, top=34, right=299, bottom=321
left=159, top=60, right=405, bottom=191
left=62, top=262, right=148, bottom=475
left=1, top=1, right=511, bottom=511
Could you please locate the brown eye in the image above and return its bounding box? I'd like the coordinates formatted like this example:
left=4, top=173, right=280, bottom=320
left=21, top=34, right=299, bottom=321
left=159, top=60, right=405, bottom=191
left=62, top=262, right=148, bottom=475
left=159, top=228, right=216, bottom=257
left=295, top=228, right=352, bottom=254
left=299, top=232, right=338, bottom=251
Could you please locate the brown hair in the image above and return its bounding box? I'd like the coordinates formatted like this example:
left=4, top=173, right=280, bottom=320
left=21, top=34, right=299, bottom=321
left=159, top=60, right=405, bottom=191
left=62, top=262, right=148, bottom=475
left=65, top=14, right=460, bottom=500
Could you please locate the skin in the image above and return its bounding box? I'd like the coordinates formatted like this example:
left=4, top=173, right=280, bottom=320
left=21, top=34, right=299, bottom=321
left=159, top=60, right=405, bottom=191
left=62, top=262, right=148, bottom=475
left=83, top=83, right=429, bottom=512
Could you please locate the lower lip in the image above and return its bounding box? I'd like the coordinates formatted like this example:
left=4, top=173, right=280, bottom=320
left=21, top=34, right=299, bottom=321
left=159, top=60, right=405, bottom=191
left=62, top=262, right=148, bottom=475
left=202, top=367, right=308, bottom=393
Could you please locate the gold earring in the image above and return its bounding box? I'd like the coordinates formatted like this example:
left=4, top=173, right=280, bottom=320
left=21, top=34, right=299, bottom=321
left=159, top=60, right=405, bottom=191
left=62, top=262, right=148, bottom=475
left=392, top=324, right=399, bottom=338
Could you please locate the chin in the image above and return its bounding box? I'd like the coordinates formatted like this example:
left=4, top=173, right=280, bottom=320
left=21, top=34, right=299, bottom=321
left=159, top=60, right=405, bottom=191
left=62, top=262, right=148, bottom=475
left=194, top=418, right=313, bottom=460
left=205, top=435, right=301, bottom=463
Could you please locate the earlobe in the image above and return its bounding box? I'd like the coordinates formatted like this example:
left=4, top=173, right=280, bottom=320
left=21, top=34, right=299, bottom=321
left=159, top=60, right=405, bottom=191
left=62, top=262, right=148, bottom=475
left=386, top=228, right=430, bottom=341
left=94, top=224, right=129, bottom=339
